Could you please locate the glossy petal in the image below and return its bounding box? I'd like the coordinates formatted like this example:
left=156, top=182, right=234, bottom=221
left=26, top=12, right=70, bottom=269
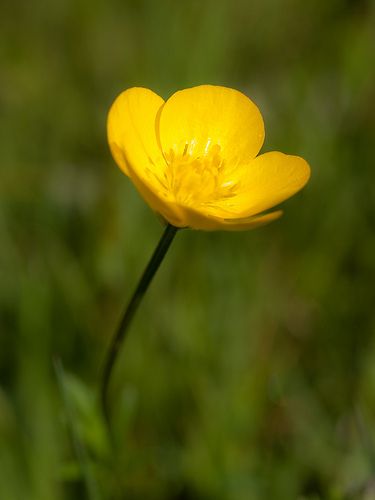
left=107, top=87, right=164, bottom=176
left=180, top=204, right=283, bottom=231
left=158, top=85, right=264, bottom=166
left=107, top=88, right=185, bottom=225
left=213, top=152, right=311, bottom=217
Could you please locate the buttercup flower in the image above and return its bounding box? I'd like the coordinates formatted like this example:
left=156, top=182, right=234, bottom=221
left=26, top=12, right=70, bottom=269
left=107, top=85, right=310, bottom=230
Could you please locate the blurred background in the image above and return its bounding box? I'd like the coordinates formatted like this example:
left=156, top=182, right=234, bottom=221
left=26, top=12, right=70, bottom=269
left=1, top=0, right=375, bottom=498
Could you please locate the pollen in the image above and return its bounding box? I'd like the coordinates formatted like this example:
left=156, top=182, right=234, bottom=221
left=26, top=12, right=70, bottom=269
left=164, top=143, right=238, bottom=205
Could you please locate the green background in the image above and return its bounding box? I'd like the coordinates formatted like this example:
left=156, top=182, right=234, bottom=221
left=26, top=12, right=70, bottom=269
left=1, top=0, right=375, bottom=498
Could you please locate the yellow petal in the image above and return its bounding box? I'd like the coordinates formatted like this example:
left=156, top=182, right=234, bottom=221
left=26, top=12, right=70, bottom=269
left=107, top=87, right=165, bottom=178
left=215, top=152, right=311, bottom=217
left=158, top=85, right=264, bottom=166
left=221, top=210, right=283, bottom=231
left=107, top=87, right=185, bottom=225
left=179, top=204, right=283, bottom=231
left=113, top=142, right=186, bottom=226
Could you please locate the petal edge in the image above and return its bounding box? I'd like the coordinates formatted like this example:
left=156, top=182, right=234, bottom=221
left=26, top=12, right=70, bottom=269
left=159, top=85, right=265, bottom=165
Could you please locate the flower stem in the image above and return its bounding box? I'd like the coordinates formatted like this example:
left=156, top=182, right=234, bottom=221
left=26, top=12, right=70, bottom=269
left=101, top=223, right=178, bottom=425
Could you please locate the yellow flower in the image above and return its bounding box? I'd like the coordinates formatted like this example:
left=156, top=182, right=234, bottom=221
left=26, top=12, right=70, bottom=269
left=107, top=85, right=310, bottom=230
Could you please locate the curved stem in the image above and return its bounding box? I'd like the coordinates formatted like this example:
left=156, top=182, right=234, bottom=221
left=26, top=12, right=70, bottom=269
left=101, top=223, right=178, bottom=425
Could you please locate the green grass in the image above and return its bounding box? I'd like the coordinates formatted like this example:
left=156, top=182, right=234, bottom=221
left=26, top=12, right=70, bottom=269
left=1, top=0, right=375, bottom=498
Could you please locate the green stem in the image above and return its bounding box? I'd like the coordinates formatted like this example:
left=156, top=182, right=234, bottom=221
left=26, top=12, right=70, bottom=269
left=101, top=223, right=178, bottom=424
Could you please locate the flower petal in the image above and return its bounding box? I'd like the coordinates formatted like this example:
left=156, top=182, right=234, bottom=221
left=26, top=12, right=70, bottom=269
left=221, top=210, right=283, bottom=231
left=107, top=87, right=185, bottom=225
left=107, top=87, right=165, bottom=177
left=215, top=152, right=311, bottom=217
left=158, top=85, right=264, bottom=165
left=114, top=142, right=186, bottom=226
left=179, top=204, right=283, bottom=231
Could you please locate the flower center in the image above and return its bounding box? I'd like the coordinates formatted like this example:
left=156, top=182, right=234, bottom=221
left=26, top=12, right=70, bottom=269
left=164, top=143, right=238, bottom=206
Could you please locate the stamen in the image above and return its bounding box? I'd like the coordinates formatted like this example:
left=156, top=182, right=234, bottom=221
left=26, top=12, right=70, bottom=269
left=165, top=143, right=237, bottom=205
